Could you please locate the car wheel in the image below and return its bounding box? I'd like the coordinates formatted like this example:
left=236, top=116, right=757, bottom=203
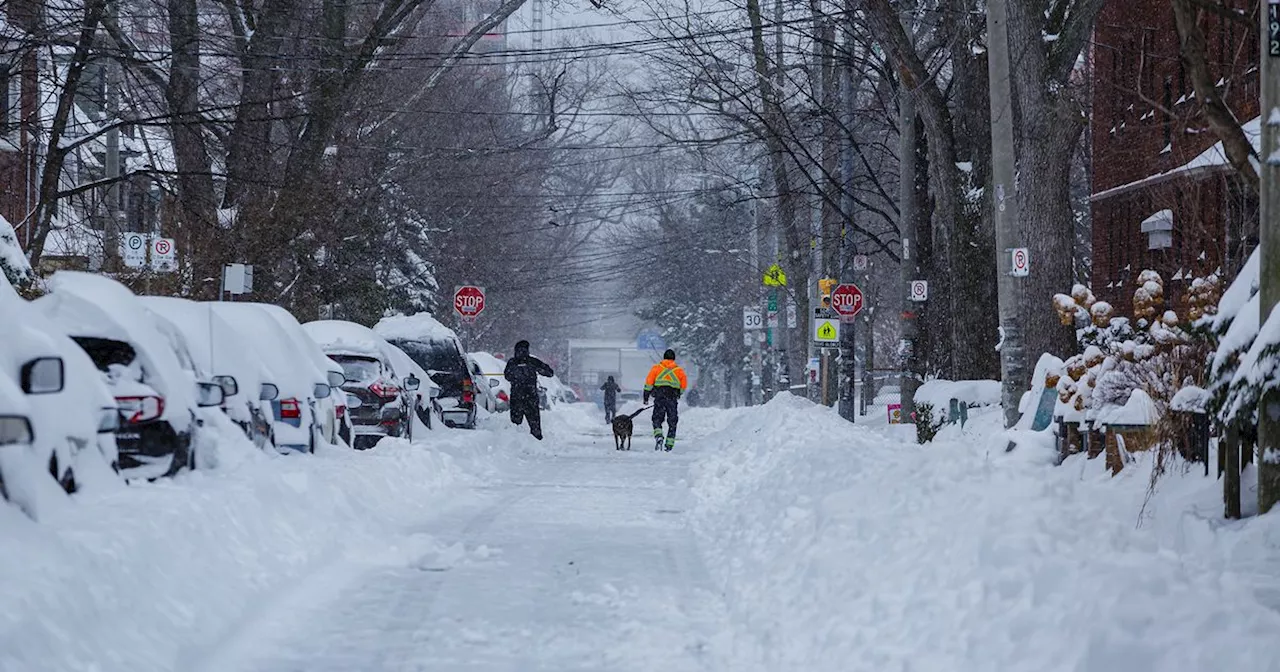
left=164, top=436, right=192, bottom=478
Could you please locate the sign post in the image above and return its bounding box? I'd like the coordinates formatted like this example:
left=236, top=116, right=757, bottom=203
left=812, top=311, right=840, bottom=346
left=909, top=280, right=929, bottom=302
left=1010, top=247, right=1030, bottom=277
left=121, top=232, right=147, bottom=268
left=150, top=237, right=177, bottom=273
left=831, top=283, right=865, bottom=322
left=453, top=285, right=486, bottom=321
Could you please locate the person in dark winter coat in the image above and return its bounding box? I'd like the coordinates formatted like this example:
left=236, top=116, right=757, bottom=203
left=643, top=349, right=688, bottom=451
left=600, top=375, right=620, bottom=423
left=504, top=340, right=554, bottom=440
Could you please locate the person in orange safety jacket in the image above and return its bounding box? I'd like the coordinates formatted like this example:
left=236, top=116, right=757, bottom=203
left=643, top=349, right=688, bottom=451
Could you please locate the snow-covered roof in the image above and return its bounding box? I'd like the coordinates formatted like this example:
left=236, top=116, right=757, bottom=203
left=34, top=272, right=197, bottom=421
left=468, top=351, right=507, bottom=377
left=1091, top=116, right=1261, bottom=202
left=303, top=320, right=386, bottom=359
left=374, top=313, right=459, bottom=344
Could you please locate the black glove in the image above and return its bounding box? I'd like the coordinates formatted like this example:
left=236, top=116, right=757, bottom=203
left=643, top=391, right=650, bottom=404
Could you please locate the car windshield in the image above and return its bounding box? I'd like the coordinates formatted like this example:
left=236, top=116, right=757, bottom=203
left=391, top=339, right=464, bottom=373
left=335, top=356, right=381, bottom=383
left=72, top=337, right=137, bottom=372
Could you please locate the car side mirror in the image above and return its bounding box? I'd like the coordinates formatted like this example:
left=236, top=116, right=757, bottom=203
left=489, top=378, right=499, bottom=388
left=327, top=370, right=345, bottom=388
left=197, top=381, right=225, bottom=407
left=21, top=356, right=65, bottom=395
left=345, top=394, right=363, bottom=409
left=259, top=383, right=279, bottom=401
left=314, top=382, right=332, bottom=399
left=0, top=415, right=34, bottom=445
left=404, top=375, right=420, bottom=391
left=213, top=375, right=239, bottom=397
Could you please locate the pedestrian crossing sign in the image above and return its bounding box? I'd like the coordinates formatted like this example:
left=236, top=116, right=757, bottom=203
left=813, top=316, right=839, bottom=345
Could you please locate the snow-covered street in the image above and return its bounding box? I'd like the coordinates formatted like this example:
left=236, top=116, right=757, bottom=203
left=6, top=398, right=1280, bottom=672
left=212, top=414, right=745, bottom=672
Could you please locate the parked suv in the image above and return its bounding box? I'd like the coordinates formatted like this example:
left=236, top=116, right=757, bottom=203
left=374, top=314, right=477, bottom=429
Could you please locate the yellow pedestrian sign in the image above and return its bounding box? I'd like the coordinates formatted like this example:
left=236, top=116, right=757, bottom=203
left=813, top=316, right=840, bottom=345
left=763, top=263, right=787, bottom=287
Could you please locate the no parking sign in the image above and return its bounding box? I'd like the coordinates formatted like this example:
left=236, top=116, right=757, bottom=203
left=1011, top=248, right=1030, bottom=277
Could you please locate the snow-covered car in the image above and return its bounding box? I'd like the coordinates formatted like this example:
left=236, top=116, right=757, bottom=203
left=33, top=272, right=222, bottom=480
left=0, top=369, right=35, bottom=502
left=468, top=351, right=510, bottom=412
left=258, top=304, right=347, bottom=446
left=143, top=297, right=279, bottom=450
left=375, top=314, right=478, bottom=429
left=0, top=279, right=119, bottom=511
left=378, top=340, right=440, bottom=433
left=210, top=302, right=332, bottom=453
left=303, top=320, right=424, bottom=450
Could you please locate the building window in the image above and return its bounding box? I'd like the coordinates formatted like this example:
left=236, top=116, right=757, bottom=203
left=0, top=66, right=16, bottom=137
left=1163, top=77, right=1173, bottom=149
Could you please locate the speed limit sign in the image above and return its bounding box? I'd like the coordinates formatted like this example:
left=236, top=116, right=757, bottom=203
left=742, top=306, right=764, bottom=330
left=1011, top=247, right=1030, bottom=277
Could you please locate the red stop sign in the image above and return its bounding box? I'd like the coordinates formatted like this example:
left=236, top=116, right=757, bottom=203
left=453, top=285, right=486, bottom=319
left=831, top=283, right=864, bottom=319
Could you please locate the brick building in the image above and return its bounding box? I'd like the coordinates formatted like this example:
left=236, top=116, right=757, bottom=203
left=0, top=0, right=40, bottom=243
left=1090, top=0, right=1258, bottom=312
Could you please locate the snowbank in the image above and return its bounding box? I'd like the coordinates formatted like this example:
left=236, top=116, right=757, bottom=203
left=689, top=394, right=1280, bottom=671
left=0, top=441, right=470, bottom=672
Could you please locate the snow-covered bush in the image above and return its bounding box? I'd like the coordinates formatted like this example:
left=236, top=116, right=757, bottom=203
left=1051, top=271, right=1218, bottom=429
left=0, top=215, right=34, bottom=290
left=1201, top=249, right=1270, bottom=428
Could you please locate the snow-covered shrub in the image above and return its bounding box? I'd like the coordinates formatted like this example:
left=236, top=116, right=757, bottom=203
left=0, top=215, right=34, bottom=291
left=1051, top=271, right=1218, bottom=450
left=1198, top=244, right=1280, bottom=464
left=912, top=403, right=942, bottom=443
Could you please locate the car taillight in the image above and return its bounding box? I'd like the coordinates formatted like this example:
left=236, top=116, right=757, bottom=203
left=497, top=391, right=508, bottom=402
left=369, top=381, right=400, bottom=399
left=116, top=396, right=164, bottom=424
left=335, top=405, right=346, bottom=419
left=280, top=398, right=302, bottom=419
left=461, top=377, right=474, bottom=404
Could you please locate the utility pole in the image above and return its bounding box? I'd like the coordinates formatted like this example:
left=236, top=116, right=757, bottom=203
left=1257, top=0, right=1280, bottom=513
left=838, top=29, right=858, bottom=422
left=987, top=0, right=1028, bottom=429
left=898, top=90, right=920, bottom=423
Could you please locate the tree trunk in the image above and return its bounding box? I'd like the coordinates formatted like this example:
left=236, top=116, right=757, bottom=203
left=1007, top=0, right=1086, bottom=363
left=166, top=0, right=219, bottom=296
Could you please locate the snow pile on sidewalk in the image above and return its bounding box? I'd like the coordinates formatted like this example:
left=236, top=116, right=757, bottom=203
left=689, top=394, right=1280, bottom=671
left=0, top=440, right=471, bottom=672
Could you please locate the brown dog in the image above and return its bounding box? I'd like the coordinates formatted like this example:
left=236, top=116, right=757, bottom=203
left=612, top=407, right=651, bottom=451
